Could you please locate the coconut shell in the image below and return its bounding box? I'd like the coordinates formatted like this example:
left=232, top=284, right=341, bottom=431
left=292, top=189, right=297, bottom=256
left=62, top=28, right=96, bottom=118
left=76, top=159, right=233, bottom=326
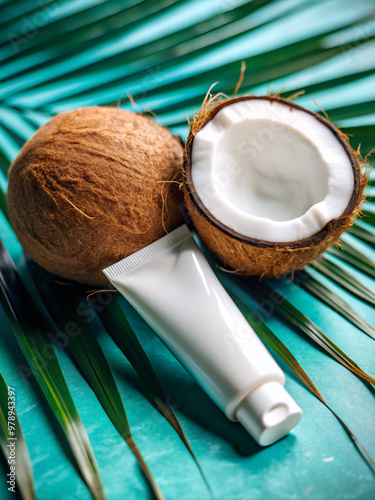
left=183, top=95, right=368, bottom=278
left=7, top=106, right=184, bottom=286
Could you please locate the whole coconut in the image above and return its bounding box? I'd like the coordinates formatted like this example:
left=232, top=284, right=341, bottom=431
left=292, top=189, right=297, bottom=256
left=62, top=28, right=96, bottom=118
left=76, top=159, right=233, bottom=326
left=7, top=106, right=184, bottom=286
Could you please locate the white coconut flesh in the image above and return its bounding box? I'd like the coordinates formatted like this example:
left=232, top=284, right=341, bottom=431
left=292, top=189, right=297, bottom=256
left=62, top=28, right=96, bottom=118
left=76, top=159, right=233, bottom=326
left=191, top=99, right=354, bottom=243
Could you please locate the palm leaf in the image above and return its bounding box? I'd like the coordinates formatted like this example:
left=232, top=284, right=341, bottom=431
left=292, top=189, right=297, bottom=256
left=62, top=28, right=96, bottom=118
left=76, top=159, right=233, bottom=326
left=26, top=260, right=163, bottom=500
left=0, top=371, right=35, bottom=500
left=27, top=258, right=209, bottom=496
left=350, top=219, right=375, bottom=246
left=94, top=294, right=211, bottom=496
left=0, top=240, right=105, bottom=500
left=0, top=124, right=19, bottom=163
left=310, top=256, right=375, bottom=307
left=295, top=270, right=375, bottom=341
left=327, top=233, right=375, bottom=279
left=0, top=0, right=372, bottom=119
left=229, top=292, right=375, bottom=472
left=363, top=202, right=375, bottom=225
left=0, top=186, right=8, bottom=222
left=252, top=281, right=375, bottom=386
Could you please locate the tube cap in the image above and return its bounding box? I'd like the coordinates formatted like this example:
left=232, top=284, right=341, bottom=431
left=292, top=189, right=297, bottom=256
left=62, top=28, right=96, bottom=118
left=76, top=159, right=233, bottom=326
left=235, top=382, right=302, bottom=446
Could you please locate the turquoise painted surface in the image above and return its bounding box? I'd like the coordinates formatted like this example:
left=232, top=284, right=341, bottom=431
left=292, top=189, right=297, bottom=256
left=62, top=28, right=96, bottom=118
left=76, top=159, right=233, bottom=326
left=1, top=0, right=375, bottom=498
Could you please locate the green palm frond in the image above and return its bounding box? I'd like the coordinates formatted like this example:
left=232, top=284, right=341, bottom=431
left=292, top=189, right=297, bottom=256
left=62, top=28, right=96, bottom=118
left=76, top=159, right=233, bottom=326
left=0, top=371, right=35, bottom=500
left=350, top=219, right=375, bottom=246
left=246, top=280, right=375, bottom=386
left=26, top=260, right=163, bottom=500
left=0, top=240, right=105, bottom=500
left=0, top=0, right=374, bottom=499
left=229, top=291, right=375, bottom=472
left=328, top=240, right=375, bottom=280
left=296, top=270, right=375, bottom=340
left=310, top=256, right=375, bottom=307
left=95, top=293, right=211, bottom=496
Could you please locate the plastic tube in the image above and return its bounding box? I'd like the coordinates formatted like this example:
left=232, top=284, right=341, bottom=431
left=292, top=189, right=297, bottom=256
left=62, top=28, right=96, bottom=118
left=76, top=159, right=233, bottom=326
left=103, top=225, right=302, bottom=446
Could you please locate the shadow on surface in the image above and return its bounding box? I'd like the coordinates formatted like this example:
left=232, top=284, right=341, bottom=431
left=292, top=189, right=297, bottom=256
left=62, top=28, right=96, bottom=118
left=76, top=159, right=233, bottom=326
left=114, top=359, right=261, bottom=458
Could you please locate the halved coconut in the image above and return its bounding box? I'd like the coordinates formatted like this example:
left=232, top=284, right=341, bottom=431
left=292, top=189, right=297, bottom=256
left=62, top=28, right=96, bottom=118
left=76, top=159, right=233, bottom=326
left=183, top=96, right=367, bottom=277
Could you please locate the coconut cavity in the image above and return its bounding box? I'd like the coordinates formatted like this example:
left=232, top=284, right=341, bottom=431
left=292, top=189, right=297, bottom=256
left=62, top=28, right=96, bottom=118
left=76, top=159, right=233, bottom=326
left=184, top=96, right=365, bottom=278
left=7, top=106, right=184, bottom=286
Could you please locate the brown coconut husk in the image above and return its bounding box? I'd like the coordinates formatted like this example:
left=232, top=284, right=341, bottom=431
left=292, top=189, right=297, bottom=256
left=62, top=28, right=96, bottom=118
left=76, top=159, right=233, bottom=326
left=183, top=93, right=368, bottom=278
left=7, top=106, right=184, bottom=286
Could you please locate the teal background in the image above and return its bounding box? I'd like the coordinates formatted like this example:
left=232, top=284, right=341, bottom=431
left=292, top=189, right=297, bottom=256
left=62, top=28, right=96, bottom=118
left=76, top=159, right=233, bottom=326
left=1, top=0, right=375, bottom=499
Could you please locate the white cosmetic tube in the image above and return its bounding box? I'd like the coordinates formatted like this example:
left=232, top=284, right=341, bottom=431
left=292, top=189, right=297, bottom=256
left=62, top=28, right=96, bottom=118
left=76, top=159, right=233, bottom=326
left=103, top=225, right=302, bottom=446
